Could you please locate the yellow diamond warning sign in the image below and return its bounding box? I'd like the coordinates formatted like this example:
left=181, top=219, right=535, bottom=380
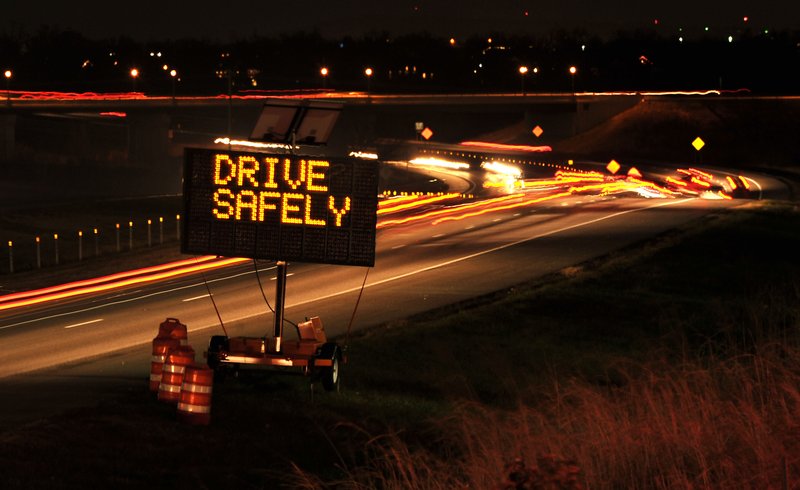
left=532, top=125, right=544, bottom=138
left=606, top=159, right=621, bottom=174
left=421, top=127, right=434, bottom=140
left=692, top=137, right=705, bottom=151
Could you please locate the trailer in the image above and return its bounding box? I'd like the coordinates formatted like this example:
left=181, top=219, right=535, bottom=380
left=204, top=262, right=343, bottom=391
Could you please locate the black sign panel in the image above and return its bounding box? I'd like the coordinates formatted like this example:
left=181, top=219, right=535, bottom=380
left=182, top=148, right=378, bottom=266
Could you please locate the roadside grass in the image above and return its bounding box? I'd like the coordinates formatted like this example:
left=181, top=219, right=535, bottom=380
left=297, top=202, right=800, bottom=488
left=1, top=202, right=799, bottom=488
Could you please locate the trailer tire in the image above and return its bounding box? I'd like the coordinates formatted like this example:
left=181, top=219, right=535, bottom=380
left=318, top=343, right=341, bottom=392
left=321, top=355, right=340, bottom=392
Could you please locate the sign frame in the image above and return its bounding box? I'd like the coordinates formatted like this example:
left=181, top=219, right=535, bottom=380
left=182, top=147, right=379, bottom=267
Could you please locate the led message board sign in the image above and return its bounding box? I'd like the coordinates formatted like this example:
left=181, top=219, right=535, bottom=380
left=182, top=148, right=379, bottom=266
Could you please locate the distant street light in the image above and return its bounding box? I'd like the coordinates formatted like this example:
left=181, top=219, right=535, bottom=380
left=569, top=66, right=578, bottom=135
left=320, top=67, right=329, bottom=89
left=569, top=66, right=577, bottom=94
left=170, top=69, right=177, bottom=103
left=519, top=66, right=529, bottom=95
left=130, top=68, right=139, bottom=93
left=365, top=67, right=373, bottom=95
left=4, top=69, right=11, bottom=106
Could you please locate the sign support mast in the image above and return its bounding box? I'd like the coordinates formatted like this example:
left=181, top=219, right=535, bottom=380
left=273, top=261, right=287, bottom=352
left=271, top=130, right=296, bottom=353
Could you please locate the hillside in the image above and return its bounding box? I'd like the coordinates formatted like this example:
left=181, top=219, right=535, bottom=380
left=554, top=97, right=800, bottom=169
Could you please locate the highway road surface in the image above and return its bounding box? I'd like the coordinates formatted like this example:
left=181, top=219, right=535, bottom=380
left=0, top=165, right=788, bottom=427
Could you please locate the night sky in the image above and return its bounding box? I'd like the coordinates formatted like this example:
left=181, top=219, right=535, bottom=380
left=4, top=1, right=799, bottom=40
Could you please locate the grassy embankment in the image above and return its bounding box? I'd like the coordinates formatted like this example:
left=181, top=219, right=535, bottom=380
left=315, top=201, right=800, bottom=489
left=1, top=201, right=798, bottom=489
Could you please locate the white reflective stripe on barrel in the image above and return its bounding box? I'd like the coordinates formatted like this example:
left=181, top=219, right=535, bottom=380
left=163, top=364, right=186, bottom=374
left=181, top=383, right=213, bottom=394
left=178, top=402, right=211, bottom=414
left=159, top=383, right=182, bottom=394
left=150, top=373, right=162, bottom=381
left=152, top=355, right=166, bottom=362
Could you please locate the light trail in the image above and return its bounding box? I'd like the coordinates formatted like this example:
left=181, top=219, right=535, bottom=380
left=433, top=179, right=678, bottom=225
left=482, top=161, right=523, bottom=178
left=378, top=193, right=463, bottom=215
left=376, top=194, right=523, bottom=229
left=0, top=264, right=278, bottom=331
left=408, top=157, right=470, bottom=170
left=0, top=255, right=219, bottom=305
left=214, top=137, right=293, bottom=151
left=0, top=257, right=248, bottom=312
left=460, top=141, right=552, bottom=152
left=378, top=194, right=422, bottom=208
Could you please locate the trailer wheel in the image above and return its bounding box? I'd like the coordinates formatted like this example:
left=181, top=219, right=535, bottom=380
left=321, top=355, right=340, bottom=392
left=207, top=335, right=228, bottom=371
left=317, top=343, right=341, bottom=392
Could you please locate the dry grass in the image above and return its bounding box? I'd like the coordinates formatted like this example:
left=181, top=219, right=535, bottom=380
left=293, top=283, right=800, bottom=489
left=301, top=346, right=800, bottom=489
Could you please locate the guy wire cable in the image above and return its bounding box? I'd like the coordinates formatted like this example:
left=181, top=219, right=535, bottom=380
left=344, top=266, right=370, bottom=356
left=253, top=258, right=275, bottom=314
left=196, top=256, right=228, bottom=337
left=253, top=258, right=299, bottom=335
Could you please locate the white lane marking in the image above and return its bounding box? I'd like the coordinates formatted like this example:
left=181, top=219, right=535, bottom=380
left=464, top=225, right=475, bottom=230
left=2, top=199, right=694, bottom=333
left=391, top=244, right=406, bottom=249
left=182, top=294, right=211, bottom=302
left=493, top=218, right=502, bottom=222
left=270, top=273, right=295, bottom=281
left=64, top=318, right=103, bottom=330
left=105, top=289, right=143, bottom=300
left=513, top=213, right=521, bottom=217
left=432, top=233, right=444, bottom=238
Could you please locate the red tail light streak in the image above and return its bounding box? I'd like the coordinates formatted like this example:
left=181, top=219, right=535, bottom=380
left=460, top=141, right=553, bottom=152
left=376, top=167, right=686, bottom=229
left=0, top=256, right=247, bottom=312
left=432, top=181, right=655, bottom=225
left=378, top=193, right=463, bottom=215
left=377, top=194, right=522, bottom=228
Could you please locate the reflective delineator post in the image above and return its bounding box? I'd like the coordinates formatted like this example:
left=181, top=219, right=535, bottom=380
left=115, top=223, right=121, bottom=252
left=54, top=233, right=59, bottom=265
left=128, top=221, right=133, bottom=250
left=35, top=236, right=41, bottom=269
left=78, top=230, right=83, bottom=261
left=7, top=240, right=13, bottom=273
left=176, top=214, right=181, bottom=242
left=147, top=219, right=152, bottom=247
left=159, top=217, right=164, bottom=244
left=93, top=228, right=99, bottom=256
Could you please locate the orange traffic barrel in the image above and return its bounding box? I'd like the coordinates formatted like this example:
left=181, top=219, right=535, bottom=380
left=177, top=363, right=214, bottom=425
left=158, top=317, right=188, bottom=345
left=150, top=337, right=181, bottom=392
left=158, top=345, right=195, bottom=403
